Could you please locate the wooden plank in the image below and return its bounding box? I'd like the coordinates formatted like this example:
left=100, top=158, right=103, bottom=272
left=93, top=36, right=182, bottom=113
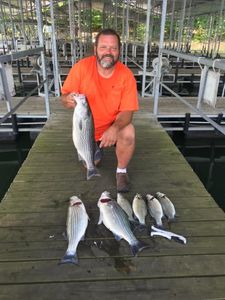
left=0, top=255, right=225, bottom=284
left=0, top=236, right=225, bottom=261
left=0, top=277, right=225, bottom=300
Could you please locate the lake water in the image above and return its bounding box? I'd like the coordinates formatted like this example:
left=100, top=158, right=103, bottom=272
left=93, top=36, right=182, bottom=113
left=0, top=133, right=36, bottom=201
left=0, top=131, right=225, bottom=213
left=169, top=131, right=225, bottom=212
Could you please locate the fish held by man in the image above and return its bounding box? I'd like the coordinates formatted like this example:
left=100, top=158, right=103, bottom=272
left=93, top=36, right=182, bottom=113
left=72, top=93, right=100, bottom=180
left=146, top=194, right=164, bottom=228
left=61, top=196, right=89, bottom=265
left=155, top=192, right=176, bottom=221
left=98, top=191, right=149, bottom=256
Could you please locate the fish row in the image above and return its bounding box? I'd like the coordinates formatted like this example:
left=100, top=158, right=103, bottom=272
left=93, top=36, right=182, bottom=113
left=61, top=191, right=148, bottom=265
left=61, top=191, right=177, bottom=265
left=117, top=192, right=176, bottom=229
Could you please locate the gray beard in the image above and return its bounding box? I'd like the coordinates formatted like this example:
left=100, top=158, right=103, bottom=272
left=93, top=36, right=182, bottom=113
left=96, top=54, right=118, bottom=69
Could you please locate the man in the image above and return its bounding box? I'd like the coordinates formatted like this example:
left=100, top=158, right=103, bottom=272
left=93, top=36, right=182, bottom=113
left=61, top=28, right=138, bottom=193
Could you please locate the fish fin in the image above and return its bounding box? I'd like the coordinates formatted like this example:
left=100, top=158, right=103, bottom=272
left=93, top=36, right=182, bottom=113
left=81, top=234, right=86, bottom=241
left=133, top=223, right=147, bottom=233
left=131, top=240, right=149, bottom=256
left=62, top=232, right=67, bottom=240
left=113, top=233, right=122, bottom=241
left=60, top=253, right=78, bottom=265
left=155, top=224, right=165, bottom=230
left=78, top=120, right=82, bottom=130
left=87, top=168, right=101, bottom=180
left=98, top=212, right=103, bottom=225
left=77, top=153, right=84, bottom=162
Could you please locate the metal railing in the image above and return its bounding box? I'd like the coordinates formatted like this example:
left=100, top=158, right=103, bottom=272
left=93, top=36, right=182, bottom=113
left=0, top=47, right=50, bottom=135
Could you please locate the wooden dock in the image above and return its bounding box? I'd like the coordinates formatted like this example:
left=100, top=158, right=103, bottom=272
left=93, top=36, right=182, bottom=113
left=0, top=98, right=225, bottom=299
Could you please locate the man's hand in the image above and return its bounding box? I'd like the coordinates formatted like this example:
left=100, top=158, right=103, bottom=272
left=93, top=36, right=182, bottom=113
left=99, top=125, right=119, bottom=148
left=61, top=93, right=77, bottom=109
left=99, top=111, right=133, bottom=148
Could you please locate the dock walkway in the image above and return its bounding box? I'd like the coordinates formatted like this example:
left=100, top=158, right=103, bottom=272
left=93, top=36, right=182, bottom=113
left=0, top=98, right=225, bottom=299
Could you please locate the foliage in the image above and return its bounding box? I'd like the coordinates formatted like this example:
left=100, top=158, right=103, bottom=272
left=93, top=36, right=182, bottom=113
left=192, top=16, right=209, bottom=42
left=91, top=9, right=103, bottom=31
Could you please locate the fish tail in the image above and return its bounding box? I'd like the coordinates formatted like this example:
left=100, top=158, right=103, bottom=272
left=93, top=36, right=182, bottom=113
left=155, top=224, right=164, bottom=230
left=130, top=240, right=149, bottom=256
left=60, top=253, right=78, bottom=265
left=134, top=223, right=147, bottom=232
left=87, top=168, right=101, bottom=180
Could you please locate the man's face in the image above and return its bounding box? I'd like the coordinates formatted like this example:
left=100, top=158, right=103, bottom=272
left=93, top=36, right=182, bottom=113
left=95, top=34, right=120, bottom=69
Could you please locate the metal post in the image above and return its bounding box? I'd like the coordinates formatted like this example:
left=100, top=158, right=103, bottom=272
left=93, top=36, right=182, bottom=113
left=121, top=1, right=126, bottom=63
left=153, top=0, right=167, bottom=115
left=68, top=0, right=77, bottom=65
left=177, top=0, right=186, bottom=52
left=124, top=0, right=130, bottom=66
left=169, top=0, right=176, bottom=45
left=18, top=0, right=27, bottom=49
left=50, top=0, right=60, bottom=97
left=0, top=63, right=13, bottom=112
left=215, top=0, right=225, bottom=57
left=114, top=0, right=118, bottom=31
left=141, top=0, right=152, bottom=97
left=0, top=1, right=8, bottom=54
left=207, top=15, right=214, bottom=56
left=35, top=0, right=50, bottom=117
left=9, top=0, right=16, bottom=50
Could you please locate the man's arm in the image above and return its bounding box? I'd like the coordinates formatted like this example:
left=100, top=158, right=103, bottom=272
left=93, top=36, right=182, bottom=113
left=61, top=93, right=76, bottom=109
left=99, top=111, right=134, bottom=147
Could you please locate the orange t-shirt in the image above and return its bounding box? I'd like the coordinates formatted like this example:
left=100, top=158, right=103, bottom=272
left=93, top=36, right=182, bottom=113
left=61, top=56, right=139, bottom=141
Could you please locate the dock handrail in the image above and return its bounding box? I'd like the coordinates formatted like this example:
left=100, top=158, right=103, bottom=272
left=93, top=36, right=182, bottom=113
left=0, top=47, right=50, bottom=134
left=152, top=49, right=225, bottom=135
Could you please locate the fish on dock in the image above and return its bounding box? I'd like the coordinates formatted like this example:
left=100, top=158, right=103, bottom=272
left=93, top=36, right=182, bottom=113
left=72, top=93, right=100, bottom=180
left=132, top=193, right=147, bottom=228
left=155, top=192, right=176, bottom=221
left=117, top=193, right=136, bottom=222
left=146, top=194, right=164, bottom=228
left=98, top=191, right=149, bottom=256
left=61, top=196, right=89, bottom=264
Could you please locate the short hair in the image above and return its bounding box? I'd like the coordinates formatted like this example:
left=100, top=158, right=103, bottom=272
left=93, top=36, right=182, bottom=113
left=95, top=28, right=121, bottom=48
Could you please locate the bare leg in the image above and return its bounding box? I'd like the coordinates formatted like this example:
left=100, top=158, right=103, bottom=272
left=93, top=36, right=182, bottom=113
left=116, top=123, right=135, bottom=169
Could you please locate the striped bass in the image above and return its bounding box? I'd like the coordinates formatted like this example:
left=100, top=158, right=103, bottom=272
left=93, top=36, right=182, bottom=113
left=146, top=194, right=164, bottom=228
left=98, top=191, right=148, bottom=256
left=72, top=93, right=100, bottom=180
left=117, top=193, right=135, bottom=222
left=155, top=192, right=176, bottom=221
left=132, top=193, right=147, bottom=227
left=61, top=196, right=89, bottom=264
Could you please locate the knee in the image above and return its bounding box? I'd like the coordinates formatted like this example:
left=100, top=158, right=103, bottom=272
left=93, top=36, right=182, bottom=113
left=118, top=124, right=135, bottom=146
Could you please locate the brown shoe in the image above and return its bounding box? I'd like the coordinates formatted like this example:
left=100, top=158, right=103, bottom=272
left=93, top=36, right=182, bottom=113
left=116, top=173, right=129, bottom=193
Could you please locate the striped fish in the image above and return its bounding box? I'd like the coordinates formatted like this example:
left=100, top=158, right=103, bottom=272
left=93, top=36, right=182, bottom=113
left=98, top=191, right=148, bottom=256
left=61, top=196, right=89, bottom=264
left=72, top=94, right=100, bottom=180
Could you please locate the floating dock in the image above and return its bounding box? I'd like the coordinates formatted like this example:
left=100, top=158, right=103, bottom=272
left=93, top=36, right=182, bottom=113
left=0, top=98, right=225, bottom=299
